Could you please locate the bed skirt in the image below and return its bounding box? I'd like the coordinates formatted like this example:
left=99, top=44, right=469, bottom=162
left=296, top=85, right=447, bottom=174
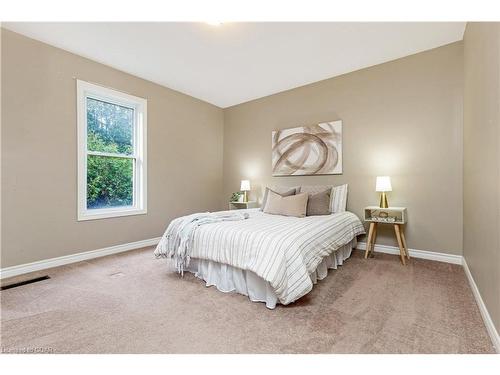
left=182, top=239, right=357, bottom=309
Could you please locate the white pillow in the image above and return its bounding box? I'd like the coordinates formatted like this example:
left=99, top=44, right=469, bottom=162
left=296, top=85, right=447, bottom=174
left=330, top=184, right=348, bottom=213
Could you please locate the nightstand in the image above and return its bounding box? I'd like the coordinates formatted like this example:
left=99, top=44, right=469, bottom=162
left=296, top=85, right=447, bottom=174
left=363, top=206, right=409, bottom=265
left=229, top=201, right=258, bottom=210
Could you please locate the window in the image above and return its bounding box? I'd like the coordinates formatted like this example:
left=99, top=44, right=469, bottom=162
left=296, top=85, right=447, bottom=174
left=77, top=80, right=147, bottom=221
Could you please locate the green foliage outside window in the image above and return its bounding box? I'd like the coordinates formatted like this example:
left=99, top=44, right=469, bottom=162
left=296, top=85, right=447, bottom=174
left=86, top=98, right=134, bottom=209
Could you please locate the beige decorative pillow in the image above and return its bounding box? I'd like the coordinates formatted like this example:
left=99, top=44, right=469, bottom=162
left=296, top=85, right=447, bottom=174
left=306, top=189, right=331, bottom=216
left=261, top=187, right=297, bottom=211
left=263, top=191, right=309, bottom=218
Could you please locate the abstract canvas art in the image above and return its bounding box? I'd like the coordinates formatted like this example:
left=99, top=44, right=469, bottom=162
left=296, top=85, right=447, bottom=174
left=272, top=121, right=342, bottom=176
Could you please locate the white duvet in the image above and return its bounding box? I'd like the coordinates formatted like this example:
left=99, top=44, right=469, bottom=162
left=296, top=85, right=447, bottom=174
left=155, top=209, right=365, bottom=305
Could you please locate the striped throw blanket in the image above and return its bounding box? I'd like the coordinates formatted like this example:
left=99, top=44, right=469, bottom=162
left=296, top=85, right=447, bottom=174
left=155, top=211, right=250, bottom=275
left=155, top=209, right=365, bottom=305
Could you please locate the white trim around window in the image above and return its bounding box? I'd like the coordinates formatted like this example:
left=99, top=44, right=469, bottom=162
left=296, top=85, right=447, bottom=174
left=77, top=80, right=147, bottom=221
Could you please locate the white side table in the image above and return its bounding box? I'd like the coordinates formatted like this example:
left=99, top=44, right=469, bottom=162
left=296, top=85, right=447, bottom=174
left=229, top=201, right=258, bottom=210
left=363, top=206, right=409, bottom=265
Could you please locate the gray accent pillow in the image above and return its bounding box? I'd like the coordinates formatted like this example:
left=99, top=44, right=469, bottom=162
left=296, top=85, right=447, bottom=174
left=306, top=189, right=331, bottom=216
left=261, top=187, right=297, bottom=211
left=299, top=184, right=349, bottom=213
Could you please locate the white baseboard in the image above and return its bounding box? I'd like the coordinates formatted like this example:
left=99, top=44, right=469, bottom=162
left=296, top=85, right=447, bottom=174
left=462, top=258, right=500, bottom=353
left=356, top=241, right=463, bottom=264
left=0, top=237, right=161, bottom=280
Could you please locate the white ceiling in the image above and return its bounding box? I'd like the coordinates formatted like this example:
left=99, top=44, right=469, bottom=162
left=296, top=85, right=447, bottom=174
left=3, top=22, right=466, bottom=108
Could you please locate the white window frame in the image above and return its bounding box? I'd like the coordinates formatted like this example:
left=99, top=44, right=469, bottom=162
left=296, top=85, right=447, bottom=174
left=77, top=80, right=147, bottom=221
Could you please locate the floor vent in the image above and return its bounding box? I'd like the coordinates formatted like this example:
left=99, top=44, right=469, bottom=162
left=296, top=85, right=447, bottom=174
left=1, top=275, right=51, bottom=291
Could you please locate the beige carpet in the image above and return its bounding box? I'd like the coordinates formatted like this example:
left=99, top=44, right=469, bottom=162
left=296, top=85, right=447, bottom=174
left=0, top=247, right=495, bottom=354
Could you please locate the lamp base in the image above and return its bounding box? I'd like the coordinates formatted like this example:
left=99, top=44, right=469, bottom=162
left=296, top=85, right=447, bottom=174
left=243, top=191, right=248, bottom=203
left=379, top=192, right=389, bottom=208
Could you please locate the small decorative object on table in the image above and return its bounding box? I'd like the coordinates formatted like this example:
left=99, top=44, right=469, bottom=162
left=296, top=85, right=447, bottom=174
left=230, top=192, right=243, bottom=203
left=364, top=206, right=409, bottom=265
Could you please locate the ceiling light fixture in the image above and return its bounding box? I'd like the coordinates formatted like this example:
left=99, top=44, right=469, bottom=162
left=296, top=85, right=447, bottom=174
left=206, top=21, right=222, bottom=26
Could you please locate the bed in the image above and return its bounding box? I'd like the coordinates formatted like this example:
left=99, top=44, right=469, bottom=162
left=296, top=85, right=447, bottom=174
left=155, top=206, right=365, bottom=309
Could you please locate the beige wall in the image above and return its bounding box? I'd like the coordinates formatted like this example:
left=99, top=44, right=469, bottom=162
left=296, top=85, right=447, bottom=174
left=463, top=23, right=500, bottom=332
left=0, top=31, right=471, bottom=266
left=223, top=42, right=464, bottom=254
left=0, top=26, right=3, bottom=259
left=1, top=29, right=224, bottom=267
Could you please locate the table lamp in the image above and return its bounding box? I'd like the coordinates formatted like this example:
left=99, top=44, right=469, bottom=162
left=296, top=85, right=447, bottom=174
left=240, top=180, right=251, bottom=203
left=376, top=176, right=392, bottom=208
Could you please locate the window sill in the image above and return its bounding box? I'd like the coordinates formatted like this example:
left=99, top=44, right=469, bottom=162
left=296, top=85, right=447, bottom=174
left=77, top=207, right=147, bottom=221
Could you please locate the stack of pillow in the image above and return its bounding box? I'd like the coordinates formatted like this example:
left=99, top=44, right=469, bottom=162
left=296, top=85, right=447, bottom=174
left=260, top=184, right=348, bottom=218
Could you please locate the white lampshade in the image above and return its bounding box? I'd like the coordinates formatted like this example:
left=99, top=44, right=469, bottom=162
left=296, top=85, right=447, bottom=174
left=375, top=176, right=392, bottom=192
left=240, top=180, right=251, bottom=191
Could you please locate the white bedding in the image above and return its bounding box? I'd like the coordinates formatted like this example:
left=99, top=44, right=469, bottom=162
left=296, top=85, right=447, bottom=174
left=155, top=208, right=365, bottom=305
left=185, top=239, right=356, bottom=309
